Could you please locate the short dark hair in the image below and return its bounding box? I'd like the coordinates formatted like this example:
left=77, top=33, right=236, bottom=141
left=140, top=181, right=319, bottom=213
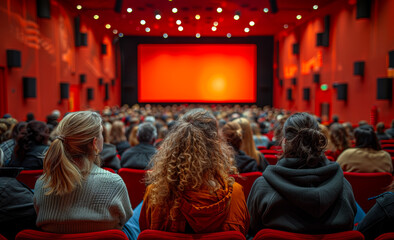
left=137, top=122, right=157, bottom=143
left=355, top=124, right=381, bottom=150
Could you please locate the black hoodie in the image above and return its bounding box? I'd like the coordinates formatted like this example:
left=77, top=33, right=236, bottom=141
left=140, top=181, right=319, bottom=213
left=247, top=157, right=356, bottom=236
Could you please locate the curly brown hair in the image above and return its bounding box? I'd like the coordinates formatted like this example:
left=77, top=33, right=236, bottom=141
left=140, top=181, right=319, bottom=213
left=146, top=108, right=238, bottom=219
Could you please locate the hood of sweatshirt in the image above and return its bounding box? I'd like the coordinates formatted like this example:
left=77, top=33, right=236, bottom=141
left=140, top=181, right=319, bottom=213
left=263, top=158, right=344, bottom=218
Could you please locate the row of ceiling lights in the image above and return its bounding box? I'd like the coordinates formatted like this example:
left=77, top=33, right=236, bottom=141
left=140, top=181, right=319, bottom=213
left=75, top=4, right=319, bottom=38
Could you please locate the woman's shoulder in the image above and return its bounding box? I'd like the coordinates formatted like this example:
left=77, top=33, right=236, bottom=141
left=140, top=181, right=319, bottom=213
left=90, top=165, right=124, bottom=185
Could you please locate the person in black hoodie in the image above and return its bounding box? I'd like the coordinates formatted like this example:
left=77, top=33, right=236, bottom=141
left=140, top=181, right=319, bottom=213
left=247, top=112, right=356, bottom=237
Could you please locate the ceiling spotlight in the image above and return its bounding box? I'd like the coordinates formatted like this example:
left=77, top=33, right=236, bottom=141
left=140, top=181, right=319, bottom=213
left=176, top=20, right=182, bottom=25
left=93, top=15, right=99, bottom=20
left=155, top=14, right=161, bottom=20
left=127, top=8, right=132, bottom=13
left=118, top=33, right=124, bottom=37
left=145, top=27, right=150, bottom=32
left=283, top=24, right=289, bottom=29
left=296, top=15, right=302, bottom=20
left=217, top=7, right=223, bottom=13
left=195, top=14, right=201, bottom=20
left=213, top=21, right=218, bottom=26
left=313, top=5, right=318, bottom=10
left=244, top=27, right=250, bottom=32
left=105, top=24, right=111, bottom=29
left=76, top=5, right=82, bottom=10
left=249, top=21, right=255, bottom=26
left=140, top=20, right=146, bottom=25
left=227, top=33, right=231, bottom=38
left=178, top=26, right=183, bottom=31
left=113, top=29, right=118, bottom=34
left=196, top=33, right=201, bottom=38
left=211, top=26, right=217, bottom=31
left=263, top=8, right=269, bottom=13
left=172, top=8, right=178, bottom=13
left=234, top=15, right=240, bottom=20
left=163, top=33, right=168, bottom=38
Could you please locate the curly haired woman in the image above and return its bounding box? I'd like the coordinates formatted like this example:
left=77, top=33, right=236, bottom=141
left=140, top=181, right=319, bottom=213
left=140, top=108, right=250, bottom=235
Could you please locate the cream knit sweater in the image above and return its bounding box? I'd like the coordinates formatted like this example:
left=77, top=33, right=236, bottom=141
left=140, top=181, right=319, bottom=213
left=34, top=165, right=133, bottom=233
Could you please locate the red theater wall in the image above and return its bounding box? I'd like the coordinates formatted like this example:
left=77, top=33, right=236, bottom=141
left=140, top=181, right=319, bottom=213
left=0, top=0, right=119, bottom=121
left=274, top=0, right=394, bottom=125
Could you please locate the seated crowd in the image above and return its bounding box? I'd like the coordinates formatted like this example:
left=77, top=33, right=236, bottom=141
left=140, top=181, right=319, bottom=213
left=0, top=104, right=393, bottom=240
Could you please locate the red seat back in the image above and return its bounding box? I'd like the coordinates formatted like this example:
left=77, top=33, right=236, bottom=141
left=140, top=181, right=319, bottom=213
left=232, top=172, right=262, bottom=199
left=16, top=170, right=43, bottom=189
left=257, top=146, right=267, bottom=150
left=260, top=150, right=279, bottom=155
left=253, top=229, right=364, bottom=240
left=137, top=230, right=246, bottom=240
left=0, top=234, right=7, bottom=240
left=375, top=232, right=394, bottom=240
left=265, top=155, right=278, bottom=165
left=383, top=149, right=394, bottom=157
left=343, top=172, right=393, bottom=212
left=102, top=167, right=116, bottom=173
left=16, top=229, right=128, bottom=240
left=118, top=168, right=147, bottom=208
left=381, top=144, right=394, bottom=150
left=380, top=139, right=394, bottom=144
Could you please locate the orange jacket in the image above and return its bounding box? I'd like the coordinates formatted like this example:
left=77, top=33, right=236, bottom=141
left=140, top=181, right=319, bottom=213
left=139, top=181, right=250, bottom=235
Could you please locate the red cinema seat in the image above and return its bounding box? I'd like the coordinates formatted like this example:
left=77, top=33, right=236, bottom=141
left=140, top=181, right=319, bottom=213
left=381, top=144, right=394, bottom=150
left=118, top=168, right=147, bottom=208
left=102, top=167, right=116, bottom=173
left=257, top=146, right=268, bottom=150
left=232, top=172, right=262, bottom=200
left=253, top=229, right=364, bottom=240
left=343, top=172, right=393, bottom=212
left=264, top=155, right=278, bottom=165
left=137, top=230, right=246, bottom=240
left=259, top=150, right=279, bottom=155
left=375, top=232, right=394, bottom=240
left=16, top=169, right=43, bottom=189
left=0, top=234, right=7, bottom=240
left=380, top=139, right=394, bottom=144
left=15, top=229, right=128, bottom=240
left=383, top=149, right=394, bottom=157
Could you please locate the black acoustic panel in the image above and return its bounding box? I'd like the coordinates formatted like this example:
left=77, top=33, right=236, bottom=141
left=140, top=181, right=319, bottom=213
left=377, top=78, right=393, bottom=100
left=313, top=73, right=320, bottom=83
left=324, top=15, right=330, bottom=33
left=291, top=77, right=297, bottom=86
left=101, top=44, right=107, bottom=55
left=23, top=77, right=36, bottom=98
left=80, top=33, right=87, bottom=46
left=292, top=43, right=299, bottom=55
left=356, top=0, right=371, bottom=19
left=322, top=32, right=329, bottom=47
left=36, top=0, right=50, bottom=18
left=316, top=33, right=324, bottom=46
left=74, top=17, right=81, bottom=47
left=99, top=78, right=104, bottom=85
left=303, top=88, right=310, bottom=101
left=111, top=79, right=116, bottom=86
left=279, top=79, right=283, bottom=87
left=87, top=88, right=94, bottom=101
left=105, top=83, right=109, bottom=100
left=114, top=0, right=123, bottom=13
left=389, top=50, right=394, bottom=68
left=80, top=74, right=86, bottom=84
left=269, top=0, right=278, bottom=13
left=6, top=49, right=21, bottom=68
left=60, top=83, right=69, bottom=99
left=287, top=88, right=292, bottom=100
left=354, top=61, right=365, bottom=76
left=337, top=84, right=348, bottom=100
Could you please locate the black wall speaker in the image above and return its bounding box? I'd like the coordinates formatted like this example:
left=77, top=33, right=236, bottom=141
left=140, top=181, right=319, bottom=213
left=80, top=33, right=87, bottom=46
left=101, top=44, right=107, bottom=55
left=79, top=74, right=86, bottom=84
left=6, top=50, right=21, bottom=68
left=389, top=50, right=394, bottom=68
left=291, top=77, right=297, bottom=86
left=74, top=17, right=81, bottom=47
left=336, top=84, right=348, bottom=100
left=60, top=83, right=69, bottom=99
left=303, top=88, right=310, bottom=101
left=356, top=0, right=371, bottom=19
left=279, top=79, right=283, bottom=87
left=292, top=43, right=299, bottom=55
left=111, top=79, right=116, bottom=86
left=99, top=78, right=104, bottom=86
left=23, top=77, right=36, bottom=98
left=377, top=78, right=393, bottom=100
left=114, top=0, right=123, bottom=13
left=354, top=61, right=365, bottom=76
left=87, top=88, right=94, bottom=101
left=269, top=0, right=278, bottom=13
left=322, top=32, right=329, bottom=47
left=316, top=33, right=324, bottom=46
left=287, top=88, right=292, bottom=100
left=105, top=83, right=109, bottom=100
left=313, top=73, right=320, bottom=83
left=37, top=0, right=50, bottom=18
left=324, top=15, right=330, bottom=33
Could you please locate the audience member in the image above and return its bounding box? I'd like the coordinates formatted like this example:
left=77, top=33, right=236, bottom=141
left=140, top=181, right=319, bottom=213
left=376, top=122, right=390, bottom=141
left=121, top=122, right=157, bottom=169
left=326, top=123, right=350, bottom=159
left=384, top=119, right=394, bottom=139
left=100, top=124, right=121, bottom=171
left=247, top=112, right=356, bottom=236
left=33, top=111, right=135, bottom=238
left=110, top=120, right=131, bottom=156
left=0, top=122, right=27, bottom=166
left=128, top=125, right=140, bottom=147
left=342, top=122, right=355, bottom=142
left=251, top=122, right=269, bottom=148
left=140, top=108, right=249, bottom=235
left=8, top=121, right=49, bottom=170
left=26, top=112, right=35, bottom=122
left=337, top=124, right=392, bottom=173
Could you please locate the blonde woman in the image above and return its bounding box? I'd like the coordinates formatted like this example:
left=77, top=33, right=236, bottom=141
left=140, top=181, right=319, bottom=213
left=34, top=111, right=135, bottom=237
left=140, top=108, right=250, bottom=235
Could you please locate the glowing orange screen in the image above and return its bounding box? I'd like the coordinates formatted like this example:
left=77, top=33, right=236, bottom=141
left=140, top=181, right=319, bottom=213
left=138, top=44, right=256, bottom=102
